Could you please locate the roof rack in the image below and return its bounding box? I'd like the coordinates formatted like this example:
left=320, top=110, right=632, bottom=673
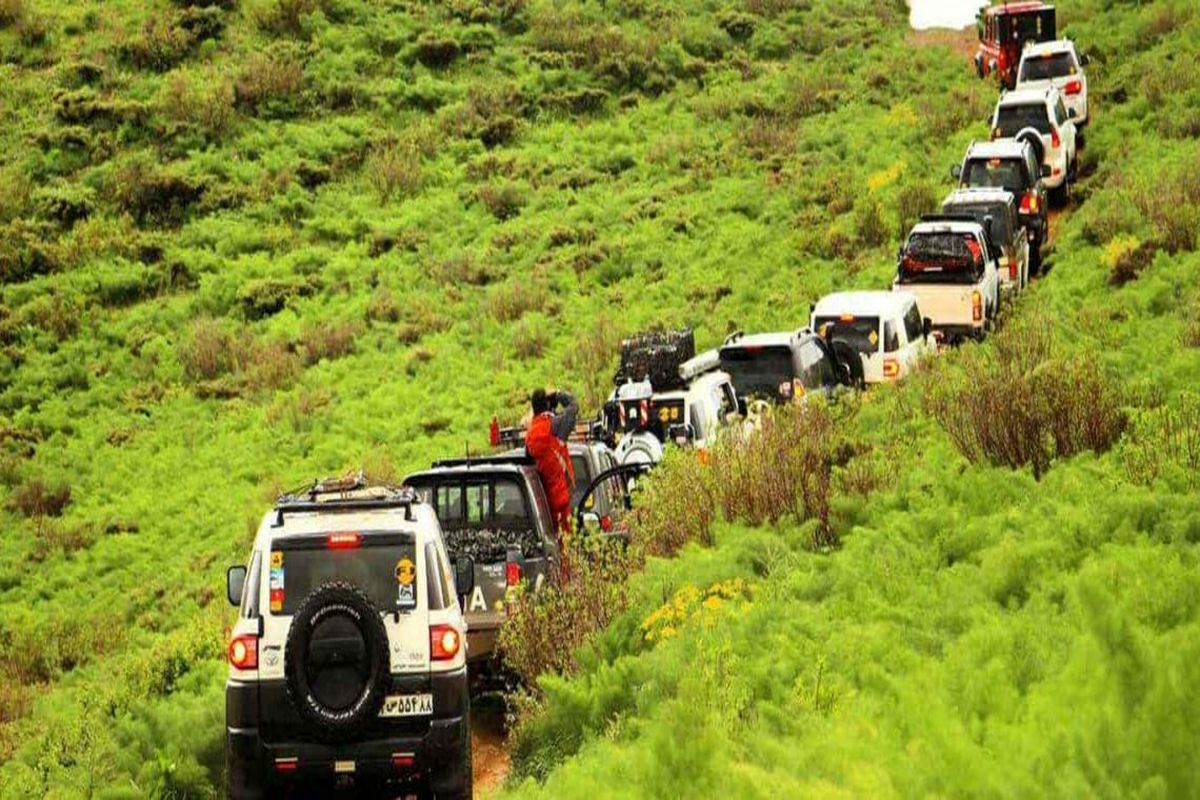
left=429, top=453, right=535, bottom=470
left=273, top=472, right=418, bottom=526
left=918, top=213, right=985, bottom=225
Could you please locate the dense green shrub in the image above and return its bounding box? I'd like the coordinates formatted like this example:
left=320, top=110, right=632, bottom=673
left=109, top=156, right=207, bottom=227
left=413, top=35, right=461, bottom=69
left=236, top=276, right=316, bottom=319
left=160, top=68, right=236, bottom=138
left=234, top=49, right=305, bottom=114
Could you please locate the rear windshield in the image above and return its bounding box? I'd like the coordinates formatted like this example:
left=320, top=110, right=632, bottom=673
left=720, top=345, right=795, bottom=399
left=814, top=316, right=880, bottom=355
left=999, top=11, right=1054, bottom=43
left=943, top=203, right=1012, bottom=245
left=898, top=233, right=986, bottom=285
left=1020, top=52, right=1075, bottom=81
left=995, top=103, right=1051, bottom=136
left=963, top=158, right=1028, bottom=193
left=270, top=535, right=418, bottom=615
left=609, top=398, right=684, bottom=441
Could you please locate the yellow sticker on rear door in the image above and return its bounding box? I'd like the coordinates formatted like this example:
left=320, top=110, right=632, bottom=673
left=395, top=558, right=415, bottom=586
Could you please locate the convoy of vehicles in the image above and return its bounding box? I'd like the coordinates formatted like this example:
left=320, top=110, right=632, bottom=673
left=225, top=478, right=472, bottom=800
left=990, top=85, right=1079, bottom=205
left=952, top=139, right=1049, bottom=272
left=894, top=217, right=1001, bottom=344
left=941, top=189, right=1030, bottom=294
left=224, top=6, right=1096, bottom=794
left=974, top=1, right=1057, bottom=89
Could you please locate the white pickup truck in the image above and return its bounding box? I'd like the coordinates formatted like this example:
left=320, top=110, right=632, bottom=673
left=893, top=217, right=1001, bottom=345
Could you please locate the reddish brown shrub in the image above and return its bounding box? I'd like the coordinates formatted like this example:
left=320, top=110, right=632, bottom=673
left=9, top=478, right=71, bottom=518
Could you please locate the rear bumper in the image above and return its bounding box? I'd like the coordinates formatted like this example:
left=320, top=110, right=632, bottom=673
left=932, top=323, right=985, bottom=344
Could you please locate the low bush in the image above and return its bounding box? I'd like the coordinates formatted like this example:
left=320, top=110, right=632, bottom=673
left=297, top=320, right=357, bottom=365
left=512, top=318, right=549, bottom=360
left=365, top=143, right=423, bottom=202
left=29, top=520, right=96, bottom=562
left=119, top=8, right=223, bottom=72
left=0, top=0, right=24, bottom=27
left=8, top=478, right=71, bottom=518
left=110, top=156, right=207, bottom=227
left=236, top=276, right=316, bottom=319
left=452, top=84, right=525, bottom=147
left=499, top=534, right=639, bottom=684
left=487, top=279, right=549, bottom=322
left=629, top=449, right=716, bottom=558
left=1104, top=235, right=1157, bottom=287
left=178, top=318, right=300, bottom=393
left=1122, top=393, right=1200, bottom=490
left=564, top=316, right=623, bottom=412
left=251, top=0, right=324, bottom=36
left=413, top=35, right=461, bottom=69
left=475, top=181, right=527, bottom=220
left=924, top=312, right=1126, bottom=479
left=1130, top=158, right=1200, bottom=254
left=31, top=183, right=96, bottom=227
left=235, top=49, right=305, bottom=114
left=160, top=69, right=236, bottom=137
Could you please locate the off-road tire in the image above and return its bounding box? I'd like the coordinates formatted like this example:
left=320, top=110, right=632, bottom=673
left=830, top=341, right=865, bottom=390
left=1051, top=175, right=1071, bottom=208
left=284, top=581, right=390, bottom=741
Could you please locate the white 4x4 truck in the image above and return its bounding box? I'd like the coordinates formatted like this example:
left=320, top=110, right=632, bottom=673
left=990, top=85, right=1078, bottom=205
left=894, top=216, right=1002, bottom=344
left=1017, top=40, right=1089, bottom=130
left=810, top=291, right=935, bottom=384
left=225, top=478, right=472, bottom=800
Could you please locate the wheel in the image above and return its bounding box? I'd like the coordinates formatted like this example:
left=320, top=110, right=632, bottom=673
left=830, top=341, right=865, bottom=390
left=1051, top=175, right=1070, bottom=207
left=284, top=581, right=391, bottom=741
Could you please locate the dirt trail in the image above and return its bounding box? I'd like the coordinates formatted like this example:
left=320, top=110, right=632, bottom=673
left=471, top=695, right=511, bottom=795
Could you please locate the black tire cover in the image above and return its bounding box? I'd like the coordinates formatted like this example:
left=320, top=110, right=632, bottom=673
left=284, top=581, right=390, bottom=739
left=1015, top=127, right=1044, bottom=165
left=831, top=341, right=865, bottom=389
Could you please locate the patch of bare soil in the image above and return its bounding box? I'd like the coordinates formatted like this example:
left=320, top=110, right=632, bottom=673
left=907, top=26, right=978, bottom=61
left=472, top=695, right=511, bottom=795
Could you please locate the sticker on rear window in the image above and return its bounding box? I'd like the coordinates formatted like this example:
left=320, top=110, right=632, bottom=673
left=269, top=552, right=284, bottom=612
left=395, top=557, right=416, bottom=610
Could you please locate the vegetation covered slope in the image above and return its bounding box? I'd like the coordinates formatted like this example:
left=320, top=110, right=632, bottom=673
left=0, top=0, right=1197, bottom=797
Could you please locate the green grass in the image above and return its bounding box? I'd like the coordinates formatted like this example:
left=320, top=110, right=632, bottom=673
left=0, top=0, right=1199, bottom=796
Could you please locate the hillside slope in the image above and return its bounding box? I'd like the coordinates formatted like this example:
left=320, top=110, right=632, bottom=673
left=0, top=0, right=1198, bottom=797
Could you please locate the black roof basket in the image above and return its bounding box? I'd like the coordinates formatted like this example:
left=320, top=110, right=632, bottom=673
left=273, top=471, right=418, bottom=526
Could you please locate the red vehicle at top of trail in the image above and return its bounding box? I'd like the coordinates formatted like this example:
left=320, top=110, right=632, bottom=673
left=974, top=2, right=1057, bottom=90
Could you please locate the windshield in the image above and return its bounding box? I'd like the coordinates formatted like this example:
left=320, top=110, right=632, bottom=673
left=995, top=103, right=1051, bottom=136
left=898, top=233, right=985, bottom=285
left=1020, top=52, right=1074, bottom=81
left=814, top=316, right=880, bottom=355
left=271, top=536, right=417, bottom=615
left=944, top=203, right=1012, bottom=248
left=720, top=345, right=795, bottom=399
left=963, top=158, right=1027, bottom=193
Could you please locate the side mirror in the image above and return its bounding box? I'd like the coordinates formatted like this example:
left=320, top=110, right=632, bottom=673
left=1040, top=163, right=1052, bottom=178
left=227, top=566, right=247, bottom=607
left=737, top=397, right=748, bottom=416
left=950, top=164, right=962, bottom=180
left=922, top=317, right=933, bottom=340
left=454, top=557, right=475, bottom=595
left=667, top=423, right=695, bottom=446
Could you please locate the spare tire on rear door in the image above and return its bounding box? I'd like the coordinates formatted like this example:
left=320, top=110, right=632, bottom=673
left=1014, top=127, right=1045, bottom=166
left=284, top=580, right=390, bottom=740
left=831, top=341, right=865, bottom=389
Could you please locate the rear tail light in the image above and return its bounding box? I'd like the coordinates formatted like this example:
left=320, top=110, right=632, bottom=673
left=489, top=416, right=500, bottom=447
left=1064, top=79, right=1082, bottom=95
left=599, top=515, right=613, bottom=532
left=274, top=757, right=298, bottom=773
left=431, top=624, right=461, bottom=661
left=1020, top=193, right=1039, bottom=214
left=228, top=634, right=258, bottom=670
left=882, top=359, right=899, bottom=379
left=972, top=291, right=983, bottom=322
left=1008, top=258, right=1018, bottom=280
left=392, top=753, right=416, bottom=770
left=1050, top=127, right=1061, bottom=148
left=326, top=532, right=361, bottom=550
left=505, top=561, right=522, bottom=587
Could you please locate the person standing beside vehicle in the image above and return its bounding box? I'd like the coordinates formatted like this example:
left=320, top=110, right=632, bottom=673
left=524, top=388, right=578, bottom=541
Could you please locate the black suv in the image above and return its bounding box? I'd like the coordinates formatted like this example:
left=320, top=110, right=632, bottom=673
left=952, top=140, right=1050, bottom=272
left=225, top=480, right=472, bottom=800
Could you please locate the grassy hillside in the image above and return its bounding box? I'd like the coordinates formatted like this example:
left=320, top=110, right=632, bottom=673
left=0, top=0, right=1197, bottom=797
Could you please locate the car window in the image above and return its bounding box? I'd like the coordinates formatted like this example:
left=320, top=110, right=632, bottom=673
left=571, top=453, right=592, bottom=509
left=1054, top=98, right=1068, bottom=126
left=272, top=537, right=419, bottom=615
left=815, top=315, right=881, bottom=355
left=436, top=484, right=464, bottom=523
left=963, top=158, right=1027, bottom=193
left=1020, top=52, right=1075, bottom=81
left=898, top=232, right=986, bottom=285
left=800, top=340, right=836, bottom=388
left=425, top=541, right=447, bottom=611
left=903, top=304, right=922, bottom=343
left=241, top=551, right=261, bottom=618
left=464, top=482, right=490, bottom=524
left=493, top=479, right=530, bottom=528
left=883, top=321, right=900, bottom=353
left=995, top=103, right=1051, bottom=136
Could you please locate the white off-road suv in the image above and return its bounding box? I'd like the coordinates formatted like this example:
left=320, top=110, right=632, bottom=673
left=810, top=291, right=935, bottom=384
left=1016, top=40, right=1089, bottom=130
left=894, top=216, right=1001, bottom=344
left=225, top=477, right=472, bottom=800
left=990, top=86, right=1078, bottom=205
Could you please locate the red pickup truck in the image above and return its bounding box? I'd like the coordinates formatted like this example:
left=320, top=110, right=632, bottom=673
left=974, top=2, right=1057, bottom=90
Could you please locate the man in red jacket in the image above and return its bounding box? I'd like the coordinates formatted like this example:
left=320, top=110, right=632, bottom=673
left=525, top=388, right=578, bottom=539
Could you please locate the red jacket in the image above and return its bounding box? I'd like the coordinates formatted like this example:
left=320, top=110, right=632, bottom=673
left=526, top=413, right=574, bottom=513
